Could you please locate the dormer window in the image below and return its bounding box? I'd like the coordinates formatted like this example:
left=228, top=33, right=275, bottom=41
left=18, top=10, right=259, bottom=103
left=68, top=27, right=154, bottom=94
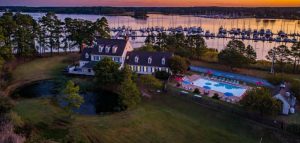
left=98, top=45, right=104, bottom=52
left=162, top=58, right=166, bottom=65
left=85, top=53, right=89, bottom=59
left=148, top=57, right=152, bottom=64
left=135, top=56, right=139, bottom=63
left=112, top=45, right=118, bottom=54
left=105, top=45, right=110, bottom=53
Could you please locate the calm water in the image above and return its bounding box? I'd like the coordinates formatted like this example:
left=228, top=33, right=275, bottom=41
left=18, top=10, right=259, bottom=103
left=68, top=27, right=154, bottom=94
left=2, top=12, right=299, bottom=60
left=13, top=80, right=122, bottom=115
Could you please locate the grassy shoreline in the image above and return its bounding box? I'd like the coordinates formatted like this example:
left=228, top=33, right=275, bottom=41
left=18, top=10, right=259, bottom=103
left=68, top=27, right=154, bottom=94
left=190, top=60, right=300, bottom=80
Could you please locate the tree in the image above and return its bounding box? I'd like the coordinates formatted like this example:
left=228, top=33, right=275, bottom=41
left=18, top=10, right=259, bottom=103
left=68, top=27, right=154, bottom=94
left=0, top=26, right=13, bottom=61
left=218, top=40, right=256, bottom=69
left=291, top=42, right=300, bottom=72
left=187, top=35, right=207, bottom=59
left=136, top=44, right=157, bottom=52
left=0, top=13, right=15, bottom=60
left=94, top=17, right=110, bottom=38
left=266, top=45, right=291, bottom=73
left=65, top=18, right=94, bottom=53
left=0, top=12, right=17, bottom=46
left=240, top=87, right=281, bottom=116
left=218, top=47, right=248, bottom=70
left=245, top=45, right=257, bottom=64
left=39, top=12, right=63, bottom=56
left=93, top=57, right=121, bottom=86
left=36, top=23, right=47, bottom=54
left=63, top=80, right=84, bottom=114
left=145, top=33, right=156, bottom=44
left=168, top=55, right=189, bottom=75
left=118, top=65, right=141, bottom=108
left=14, top=13, right=38, bottom=57
left=226, top=40, right=245, bottom=52
left=140, top=75, right=163, bottom=90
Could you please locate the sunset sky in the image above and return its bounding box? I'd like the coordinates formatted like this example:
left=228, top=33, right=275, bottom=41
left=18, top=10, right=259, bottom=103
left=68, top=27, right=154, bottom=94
left=0, top=0, right=300, bottom=7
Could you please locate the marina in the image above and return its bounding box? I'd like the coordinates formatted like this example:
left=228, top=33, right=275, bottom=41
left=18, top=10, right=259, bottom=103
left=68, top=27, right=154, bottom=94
left=1, top=12, right=299, bottom=60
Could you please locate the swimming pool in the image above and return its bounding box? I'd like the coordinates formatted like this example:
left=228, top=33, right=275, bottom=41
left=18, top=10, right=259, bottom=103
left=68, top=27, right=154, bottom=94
left=192, top=78, right=247, bottom=97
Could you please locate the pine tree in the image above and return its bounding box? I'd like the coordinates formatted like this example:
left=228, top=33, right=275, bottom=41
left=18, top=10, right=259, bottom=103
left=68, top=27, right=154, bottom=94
left=63, top=80, right=84, bottom=115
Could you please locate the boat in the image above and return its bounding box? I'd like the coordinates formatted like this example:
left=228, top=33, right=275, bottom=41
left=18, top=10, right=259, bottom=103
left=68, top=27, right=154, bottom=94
left=205, top=30, right=211, bottom=37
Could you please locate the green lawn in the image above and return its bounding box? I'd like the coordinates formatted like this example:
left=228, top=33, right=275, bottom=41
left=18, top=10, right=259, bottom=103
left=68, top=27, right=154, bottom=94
left=13, top=95, right=291, bottom=143
left=4, top=54, right=78, bottom=95
left=12, top=54, right=78, bottom=82
left=9, top=54, right=298, bottom=143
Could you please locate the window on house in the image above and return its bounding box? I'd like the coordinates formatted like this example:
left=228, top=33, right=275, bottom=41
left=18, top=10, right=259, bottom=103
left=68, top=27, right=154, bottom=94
left=105, top=45, right=110, bottom=53
left=162, top=58, right=166, bottom=65
left=99, top=45, right=104, bottom=52
left=148, top=57, right=152, bottom=64
left=112, top=45, right=118, bottom=54
left=85, top=53, right=89, bottom=59
left=93, top=56, right=100, bottom=61
left=135, top=56, right=139, bottom=63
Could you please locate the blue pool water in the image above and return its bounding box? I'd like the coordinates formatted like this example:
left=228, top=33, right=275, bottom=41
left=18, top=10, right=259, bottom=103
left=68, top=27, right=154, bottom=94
left=183, top=80, right=192, bottom=85
left=192, top=78, right=247, bottom=97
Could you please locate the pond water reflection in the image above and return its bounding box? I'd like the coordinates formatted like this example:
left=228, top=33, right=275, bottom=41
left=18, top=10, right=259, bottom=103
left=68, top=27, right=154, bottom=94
left=13, top=80, right=122, bottom=115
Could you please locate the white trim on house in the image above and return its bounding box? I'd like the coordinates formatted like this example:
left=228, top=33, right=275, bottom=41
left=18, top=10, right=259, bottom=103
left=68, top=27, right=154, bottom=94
left=129, top=65, right=170, bottom=74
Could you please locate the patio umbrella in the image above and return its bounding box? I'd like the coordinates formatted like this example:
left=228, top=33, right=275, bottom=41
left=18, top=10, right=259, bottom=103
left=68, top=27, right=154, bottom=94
left=203, top=86, right=211, bottom=90
left=206, top=70, right=213, bottom=75
left=256, top=81, right=263, bottom=86
left=224, top=92, right=234, bottom=97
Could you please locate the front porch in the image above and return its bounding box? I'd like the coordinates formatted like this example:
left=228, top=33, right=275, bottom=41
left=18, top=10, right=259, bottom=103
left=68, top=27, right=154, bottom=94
left=67, top=66, right=95, bottom=76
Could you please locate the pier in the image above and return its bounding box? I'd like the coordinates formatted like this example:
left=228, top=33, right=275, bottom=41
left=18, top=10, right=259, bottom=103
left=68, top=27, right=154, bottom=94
left=111, top=26, right=300, bottom=43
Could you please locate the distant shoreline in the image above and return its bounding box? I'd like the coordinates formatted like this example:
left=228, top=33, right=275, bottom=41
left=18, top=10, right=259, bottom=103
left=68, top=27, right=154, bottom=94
left=0, top=6, right=299, bottom=20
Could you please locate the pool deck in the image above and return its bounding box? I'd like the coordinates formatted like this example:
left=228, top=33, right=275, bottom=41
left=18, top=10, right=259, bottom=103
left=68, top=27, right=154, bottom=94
left=181, top=74, right=249, bottom=103
left=189, top=66, right=273, bottom=88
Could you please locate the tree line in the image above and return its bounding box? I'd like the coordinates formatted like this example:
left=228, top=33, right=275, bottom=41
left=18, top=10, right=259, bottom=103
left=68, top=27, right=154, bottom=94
left=0, top=12, right=110, bottom=88
left=1, top=6, right=300, bottom=19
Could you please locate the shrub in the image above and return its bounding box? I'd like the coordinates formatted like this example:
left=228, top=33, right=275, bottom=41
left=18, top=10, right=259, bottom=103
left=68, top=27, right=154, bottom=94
left=286, top=124, right=300, bottom=135
left=193, top=88, right=200, bottom=94
left=212, top=93, right=220, bottom=100
left=0, top=96, right=14, bottom=115
left=9, top=112, right=24, bottom=128
left=140, top=75, right=163, bottom=90
left=290, top=80, right=300, bottom=102
left=266, top=74, right=293, bottom=85
left=201, top=49, right=218, bottom=63
left=240, top=87, right=281, bottom=116
left=155, top=71, right=170, bottom=80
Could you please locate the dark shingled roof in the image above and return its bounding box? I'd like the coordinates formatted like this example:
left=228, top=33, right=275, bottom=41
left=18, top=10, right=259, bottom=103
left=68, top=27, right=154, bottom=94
left=125, top=51, right=173, bottom=67
left=81, top=39, right=128, bottom=61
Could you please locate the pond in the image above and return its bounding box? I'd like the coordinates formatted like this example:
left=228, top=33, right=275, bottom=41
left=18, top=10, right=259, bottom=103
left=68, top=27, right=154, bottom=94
left=13, top=80, right=123, bottom=115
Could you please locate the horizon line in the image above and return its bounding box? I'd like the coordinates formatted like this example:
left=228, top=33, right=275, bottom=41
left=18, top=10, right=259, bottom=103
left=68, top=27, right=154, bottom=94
left=1, top=6, right=300, bottom=8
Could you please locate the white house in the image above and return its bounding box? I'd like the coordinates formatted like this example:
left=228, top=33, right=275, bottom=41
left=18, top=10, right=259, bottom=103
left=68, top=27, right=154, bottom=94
left=273, top=83, right=297, bottom=115
left=68, top=38, right=133, bottom=75
left=125, top=51, right=173, bottom=74
left=68, top=39, right=173, bottom=75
